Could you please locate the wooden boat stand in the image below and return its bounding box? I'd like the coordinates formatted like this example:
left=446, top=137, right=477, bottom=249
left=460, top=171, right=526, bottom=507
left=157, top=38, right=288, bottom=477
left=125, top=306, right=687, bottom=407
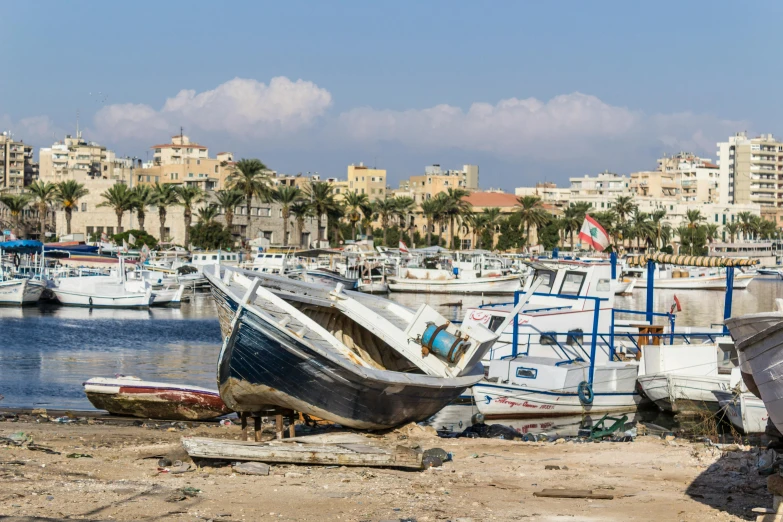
left=239, top=407, right=297, bottom=442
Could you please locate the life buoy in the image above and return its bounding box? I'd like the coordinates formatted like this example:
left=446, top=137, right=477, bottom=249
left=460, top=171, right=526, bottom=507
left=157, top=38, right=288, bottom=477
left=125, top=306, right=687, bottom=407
left=578, top=381, right=594, bottom=405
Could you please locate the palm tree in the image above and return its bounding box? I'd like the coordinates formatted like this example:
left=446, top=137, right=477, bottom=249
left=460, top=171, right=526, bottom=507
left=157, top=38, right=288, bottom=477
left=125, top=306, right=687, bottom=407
left=130, top=185, right=156, bottom=233
left=467, top=212, right=490, bottom=249
left=0, top=194, right=31, bottom=237
left=56, top=180, right=89, bottom=235
left=214, top=188, right=245, bottom=232
left=152, top=183, right=179, bottom=242
left=737, top=211, right=754, bottom=240
left=749, top=215, right=762, bottom=240
left=444, top=188, right=471, bottom=249
left=629, top=209, right=654, bottom=253
left=612, top=195, right=636, bottom=249
left=290, top=201, right=312, bottom=247
left=344, top=191, right=369, bottom=241
left=482, top=207, right=502, bottom=249
left=228, top=158, right=271, bottom=230
left=648, top=209, right=668, bottom=251
left=373, top=197, right=398, bottom=246
left=197, top=205, right=220, bottom=224
left=725, top=222, right=740, bottom=243
left=28, top=181, right=58, bottom=241
left=703, top=223, right=720, bottom=245
left=272, top=186, right=304, bottom=246
left=760, top=219, right=778, bottom=240
left=394, top=196, right=416, bottom=244
left=98, top=184, right=134, bottom=233
left=326, top=203, right=345, bottom=246
left=675, top=225, right=692, bottom=254
left=305, top=181, right=336, bottom=244
left=685, top=209, right=705, bottom=254
left=420, top=198, right=439, bottom=247
left=176, top=185, right=205, bottom=247
left=516, top=195, right=550, bottom=250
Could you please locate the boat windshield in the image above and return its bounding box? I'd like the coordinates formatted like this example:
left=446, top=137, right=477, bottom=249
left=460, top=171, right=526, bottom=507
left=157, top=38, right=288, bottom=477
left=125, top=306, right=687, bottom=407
left=531, top=269, right=555, bottom=293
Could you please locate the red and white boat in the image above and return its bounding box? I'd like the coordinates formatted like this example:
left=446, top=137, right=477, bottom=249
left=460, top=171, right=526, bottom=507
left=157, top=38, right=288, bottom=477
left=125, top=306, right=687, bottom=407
left=83, top=376, right=231, bottom=420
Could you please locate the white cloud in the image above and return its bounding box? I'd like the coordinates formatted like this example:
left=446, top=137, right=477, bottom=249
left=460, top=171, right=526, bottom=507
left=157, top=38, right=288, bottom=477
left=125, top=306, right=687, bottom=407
left=92, top=76, right=333, bottom=141
left=336, top=93, right=746, bottom=163
left=0, top=114, right=61, bottom=146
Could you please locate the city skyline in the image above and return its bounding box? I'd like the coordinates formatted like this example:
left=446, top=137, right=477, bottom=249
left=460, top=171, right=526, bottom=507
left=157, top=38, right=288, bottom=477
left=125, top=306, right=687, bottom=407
left=3, top=1, right=783, bottom=189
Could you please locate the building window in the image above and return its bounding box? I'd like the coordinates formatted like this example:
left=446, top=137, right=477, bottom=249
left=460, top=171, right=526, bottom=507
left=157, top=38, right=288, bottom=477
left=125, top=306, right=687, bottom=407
left=86, top=226, right=94, bottom=235
left=715, top=214, right=719, bottom=222
left=107, top=227, right=114, bottom=235
left=81, top=203, right=87, bottom=212
left=189, top=173, right=194, bottom=178
left=215, top=166, right=219, bottom=173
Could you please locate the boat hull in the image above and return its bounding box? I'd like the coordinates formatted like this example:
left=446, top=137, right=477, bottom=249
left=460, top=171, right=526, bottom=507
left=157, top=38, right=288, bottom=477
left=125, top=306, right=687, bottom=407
left=714, top=390, right=768, bottom=434
left=388, top=274, right=522, bottom=294
left=733, top=322, right=783, bottom=435
left=637, top=374, right=730, bottom=413
left=300, top=270, right=357, bottom=289
left=0, top=279, right=45, bottom=305
left=357, top=281, right=389, bottom=294
left=473, top=382, right=641, bottom=419
left=211, top=283, right=479, bottom=430
left=628, top=273, right=753, bottom=290
left=83, top=378, right=230, bottom=420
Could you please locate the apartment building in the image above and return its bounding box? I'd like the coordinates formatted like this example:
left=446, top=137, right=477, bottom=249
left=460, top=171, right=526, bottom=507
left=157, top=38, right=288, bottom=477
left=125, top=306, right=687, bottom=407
left=400, top=164, right=480, bottom=204
left=0, top=132, right=34, bottom=190
left=657, top=152, right=720, bottom=203
left=716, top=132, right=783, bottom=207
left=39, top=133, right=133, bottom=184
left=629, top=170, right=677, bottom=199
left=135, top=135, right=234, bottom=191
left=344, top=163, right=387, bottom=201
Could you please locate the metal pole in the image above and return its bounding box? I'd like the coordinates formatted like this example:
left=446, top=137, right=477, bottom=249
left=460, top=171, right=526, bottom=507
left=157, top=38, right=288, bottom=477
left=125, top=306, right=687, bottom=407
left=723, top=266, right=734, bottom=333
left=610, top=251, right=617, bottom=280
left=511, top=290, right=520, bottom=357
left=646, top=259, right=655, bottom=323
left=588, top=298, right=600, bottom=385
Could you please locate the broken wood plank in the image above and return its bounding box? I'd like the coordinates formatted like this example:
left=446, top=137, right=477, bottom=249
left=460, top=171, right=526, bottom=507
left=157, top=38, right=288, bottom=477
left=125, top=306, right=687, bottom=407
left=181, top=437, right=422, bottom=469
left=533, top=489, right=614, bottom=500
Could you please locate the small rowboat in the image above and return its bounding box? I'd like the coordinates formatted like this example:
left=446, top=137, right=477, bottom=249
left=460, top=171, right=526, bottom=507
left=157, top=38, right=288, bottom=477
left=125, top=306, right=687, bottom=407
left=83, top=376, right=231, bottom=420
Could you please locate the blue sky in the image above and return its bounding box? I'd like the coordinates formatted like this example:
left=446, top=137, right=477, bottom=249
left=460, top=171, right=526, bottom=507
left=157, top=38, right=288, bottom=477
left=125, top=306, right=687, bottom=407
left=2, top=1, right=781, bottom=190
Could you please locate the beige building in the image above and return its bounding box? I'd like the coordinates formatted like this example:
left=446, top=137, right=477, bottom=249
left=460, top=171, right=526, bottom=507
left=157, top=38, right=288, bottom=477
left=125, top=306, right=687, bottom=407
left=39, top=133, right=133, bottom=185
left=657, top=152, right=720, bottom=203
left=345, top=163, right=387, bottom=201
left=135, top=135, right=234, bottom=191
left=629, top=170, right=678, bottom=199
left=400, top=164, right=479, bottom=204
left=717, top=132, right=783, bottom=207
left=0, top=132, right=34, bottom=190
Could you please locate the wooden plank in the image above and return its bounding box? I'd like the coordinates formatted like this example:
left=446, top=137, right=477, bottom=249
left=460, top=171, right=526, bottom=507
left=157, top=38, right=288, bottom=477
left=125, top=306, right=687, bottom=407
left=533, top=489, right=614, bottom=500
left=279, top=433, right=371, bottom=445
left=182, top=437, right=422, bottom=469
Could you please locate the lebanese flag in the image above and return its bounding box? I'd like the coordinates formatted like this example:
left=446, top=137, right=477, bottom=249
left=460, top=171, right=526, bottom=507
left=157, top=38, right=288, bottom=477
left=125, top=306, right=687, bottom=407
left=578, top=215, right=610, bottom=251
left=399, top=241, right=409, bottom=254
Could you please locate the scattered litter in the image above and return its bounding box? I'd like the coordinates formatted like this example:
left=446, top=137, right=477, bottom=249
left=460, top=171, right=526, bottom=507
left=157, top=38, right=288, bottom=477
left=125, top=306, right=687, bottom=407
left=66, top=453, right=92, bottom=459
left=220, top=419, right=233, bottom=427
left=0, top=460, right=26, bottom=466
left=166, top=487, right=200, bottom=502
left=158, top=458, right=172, bottom=468
left=30, top=408, right=47, bottom=417
left=233, top=462, right=270, bottom=476
left=27, top=444, right=60, bottom=455
left=458, top=423, right=524, bottom=440
left=545, top=465, right=568, bottom=471
left=422, top=456, right=443, bottom=468
left=423, top=448, right=452, bottom=462
left=52, top=417, right=76, bottom=424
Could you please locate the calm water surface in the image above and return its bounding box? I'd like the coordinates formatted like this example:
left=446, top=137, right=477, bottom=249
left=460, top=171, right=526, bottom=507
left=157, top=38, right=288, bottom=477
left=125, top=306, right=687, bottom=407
left=2, top=276, right=782, bottom=411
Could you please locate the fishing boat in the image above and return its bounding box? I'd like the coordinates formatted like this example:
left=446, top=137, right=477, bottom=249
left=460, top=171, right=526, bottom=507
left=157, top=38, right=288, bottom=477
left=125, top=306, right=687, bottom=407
left=51, top=258, right=154, bottom=309
left=0, top=240, right=48, bottom=305
left=622, top=258, right=754, bottom=290
left=713, top=370, right=769, bottom=434
left=356, top=264, right=389, bottom=294
left=757, top=268, right=783, bottom=279
left=613, top=278, right=635, bottom=295
left=83, top=376, right=231, bottom=420
left=636, top=343, right=734, bottom=413
left=205, top=265, right=499, bottom=429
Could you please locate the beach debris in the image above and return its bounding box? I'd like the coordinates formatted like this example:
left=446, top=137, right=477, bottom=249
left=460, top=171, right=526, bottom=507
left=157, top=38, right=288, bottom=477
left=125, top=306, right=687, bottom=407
left=166, top=486, right=200, bottom=502
left=422, top=447, right=451, bottom=462
left=422, top=456, right=443, bottom=468
left=458, top=423, right=524, bottom=440
left=66, top=453, right=92, bottom=459
left=533, top=489, right=614, bottom=500
left=0, top=460, right=26, bottom=466
left=53, top=417, right=77, bottom=424
left=158, top=458, right=172, bottom=468
left=220, top=419, right=233, bottom=427
left=545, top=465, right=567, bottom=471
left=30, top=408, right=47, bottom=417
left=233, top=461, right=270, bottom=476
left=0, top=432, right=31, bottom=446
left=27, top=444, right=60, bottom=455
left=181, top=437, right=423, bottom=469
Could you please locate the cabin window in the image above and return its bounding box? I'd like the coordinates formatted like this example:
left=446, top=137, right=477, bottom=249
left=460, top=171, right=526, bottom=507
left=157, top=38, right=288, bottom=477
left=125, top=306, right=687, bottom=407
left=515, top=367, right=538, bottom=379
left=559, top=271, right=585, bottom=296
left=540, top=332, right=557, bottom=345
left=596, top=278, right=611, bottom=292
left=274, top=255, right=283, bottom=259
left=532, top=270, right=555, bottom=293
left=566, top=329, right=583, bottom=346
left=212, top=255, right=218, bottom=260
left=488, top=315, right=505, bottom=332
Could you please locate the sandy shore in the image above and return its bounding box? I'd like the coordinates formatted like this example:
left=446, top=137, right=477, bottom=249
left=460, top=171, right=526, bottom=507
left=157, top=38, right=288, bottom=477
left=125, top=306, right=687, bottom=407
left=0, top=413, right=772, bottom=521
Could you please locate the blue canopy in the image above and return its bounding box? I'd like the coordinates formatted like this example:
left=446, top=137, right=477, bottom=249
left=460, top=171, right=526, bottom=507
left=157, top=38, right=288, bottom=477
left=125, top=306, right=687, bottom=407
left=0, top=240, right=43, bottom=254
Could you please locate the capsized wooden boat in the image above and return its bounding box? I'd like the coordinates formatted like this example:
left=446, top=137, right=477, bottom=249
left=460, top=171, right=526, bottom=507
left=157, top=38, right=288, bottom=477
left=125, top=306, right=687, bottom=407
left=206, top=265, right=499, bottom=430
left=83, top=376, right=231, bottom=420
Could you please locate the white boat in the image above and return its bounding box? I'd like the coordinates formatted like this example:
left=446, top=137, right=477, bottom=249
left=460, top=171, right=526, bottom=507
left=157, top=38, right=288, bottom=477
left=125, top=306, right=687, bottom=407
left=614, top=278, right=635, bottom=295
left=636, top=343, right=733, bottom=413
left=623, top=266, right=754, bottom=290
left=474, top=357, right=641, bottom=419
left=389, top=268, right=522, bottom=294
left=52, top=276, right=154, bottom=308
left=714, top=370, right=769, bottom=434
left=0, top=278, right=46, bottom=305
left=726, top=313, right=783, bottom=435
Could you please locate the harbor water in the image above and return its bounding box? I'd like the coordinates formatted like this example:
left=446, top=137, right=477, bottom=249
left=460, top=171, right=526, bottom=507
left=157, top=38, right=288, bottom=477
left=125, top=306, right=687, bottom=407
left=2, top=276, right=782, bottom=417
